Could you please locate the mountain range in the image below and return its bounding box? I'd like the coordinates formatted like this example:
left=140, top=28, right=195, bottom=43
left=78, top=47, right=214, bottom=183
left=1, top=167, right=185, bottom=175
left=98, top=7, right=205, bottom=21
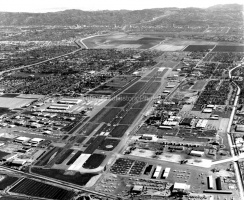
left=0, top=4, right=243, bottom=26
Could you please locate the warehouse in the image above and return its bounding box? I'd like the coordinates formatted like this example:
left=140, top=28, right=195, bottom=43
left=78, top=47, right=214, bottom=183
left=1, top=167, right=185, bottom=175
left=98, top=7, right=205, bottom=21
left=208, top=175, right=213, bottom=189
left=48, top=104, right=72, bottom=110
left=216, top=177, right=222, bottom=190
left=58, top=98, right=82, bottom=105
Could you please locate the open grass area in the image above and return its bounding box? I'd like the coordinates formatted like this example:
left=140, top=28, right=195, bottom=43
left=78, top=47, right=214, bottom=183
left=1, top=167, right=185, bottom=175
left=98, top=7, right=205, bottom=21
left=120, top=108, right=143, bottom=125
left=109, top=124, right=129, bottom=138
left=82, top=153, right=106, bottom=169
left=31, top=168, right=97, bottom=186
left=106, top=99, right=129, bottom=108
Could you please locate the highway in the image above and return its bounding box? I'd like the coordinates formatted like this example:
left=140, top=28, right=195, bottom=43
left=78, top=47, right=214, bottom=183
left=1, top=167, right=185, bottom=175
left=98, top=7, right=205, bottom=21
left=226, top=61, right=244, bottom=200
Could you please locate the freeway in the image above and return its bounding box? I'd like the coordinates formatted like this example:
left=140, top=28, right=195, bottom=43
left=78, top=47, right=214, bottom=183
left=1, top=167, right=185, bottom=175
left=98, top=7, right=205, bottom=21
left=226, top=61, right=244, bottom=200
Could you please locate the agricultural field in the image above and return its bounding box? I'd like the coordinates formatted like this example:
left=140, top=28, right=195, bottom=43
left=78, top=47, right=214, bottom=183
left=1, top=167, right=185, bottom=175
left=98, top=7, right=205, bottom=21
left=153, top=44, right=185, bottom=51
left=83, top=34, right=164, bottom=49
left=82, top=153, right=106, bottom=169
left=9, top=178, right=75, bottom=200
left=0, top=176, right=19, bottom=190
left=213, top=45, right=244, bottom=52
left=183, top=45, right=215, bottom=52
left=109, top=124, right=129, bottom=138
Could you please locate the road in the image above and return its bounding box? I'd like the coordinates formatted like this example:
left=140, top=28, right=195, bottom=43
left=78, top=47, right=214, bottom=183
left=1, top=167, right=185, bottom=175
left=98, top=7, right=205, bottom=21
left=226, top=61, right=244, bottom=200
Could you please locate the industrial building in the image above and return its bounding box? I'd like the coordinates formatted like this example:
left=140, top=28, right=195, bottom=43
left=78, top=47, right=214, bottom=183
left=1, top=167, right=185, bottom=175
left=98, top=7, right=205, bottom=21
left=172, top=182, right=190, bottom=193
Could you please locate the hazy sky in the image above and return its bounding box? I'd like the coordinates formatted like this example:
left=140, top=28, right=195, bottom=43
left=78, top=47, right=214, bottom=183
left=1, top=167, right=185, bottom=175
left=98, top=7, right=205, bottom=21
left=1, top=0, right=243, bottom=12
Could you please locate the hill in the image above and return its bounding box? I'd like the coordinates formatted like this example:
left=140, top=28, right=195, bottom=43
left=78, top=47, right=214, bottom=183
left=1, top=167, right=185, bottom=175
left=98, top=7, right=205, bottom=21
left=0, top=4, right=242, bottom=26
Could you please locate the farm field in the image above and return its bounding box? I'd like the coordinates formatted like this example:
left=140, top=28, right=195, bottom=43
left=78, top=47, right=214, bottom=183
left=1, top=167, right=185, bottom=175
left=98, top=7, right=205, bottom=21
left=31, top=168, right=98, bottom=186
left=83, top=34, right=164, bottom=49
left=120, top=109, right=143, bottom=125
left=109, top=124, right=129, bottom=138
left=213, top=45, right=244, bottom=52
left=82, top=153, right=106, bottom=169
left=9, top=178, right=74, bottom=200
left=0, top=176, right=19, bottom=190
left=183, top=45, right=215, bottom=52
left=153, top=44, right=185, bottom=51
